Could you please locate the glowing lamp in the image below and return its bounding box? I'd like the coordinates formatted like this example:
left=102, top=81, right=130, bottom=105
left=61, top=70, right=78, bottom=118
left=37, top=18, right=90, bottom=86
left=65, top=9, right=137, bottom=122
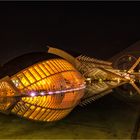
left=30, top=92, right=36, bottom=97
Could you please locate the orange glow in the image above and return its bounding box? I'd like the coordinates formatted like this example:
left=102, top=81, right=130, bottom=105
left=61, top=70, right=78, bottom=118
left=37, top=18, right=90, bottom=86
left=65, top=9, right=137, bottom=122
left=9, top=58, right=85, bottom=122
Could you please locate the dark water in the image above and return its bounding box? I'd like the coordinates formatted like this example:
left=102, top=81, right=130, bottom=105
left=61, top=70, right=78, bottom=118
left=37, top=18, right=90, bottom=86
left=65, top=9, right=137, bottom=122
left=0, top=92, right=138, bottom=139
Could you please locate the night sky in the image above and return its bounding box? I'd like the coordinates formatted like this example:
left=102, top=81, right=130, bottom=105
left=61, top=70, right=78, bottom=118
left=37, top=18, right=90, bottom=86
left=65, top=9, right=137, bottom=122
left=0, top=2, right=140, bottom=65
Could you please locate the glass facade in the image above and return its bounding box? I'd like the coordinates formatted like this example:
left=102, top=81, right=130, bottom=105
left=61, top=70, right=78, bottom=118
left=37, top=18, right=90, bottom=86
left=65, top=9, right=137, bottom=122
left=10, top=58, right=85, bottom=122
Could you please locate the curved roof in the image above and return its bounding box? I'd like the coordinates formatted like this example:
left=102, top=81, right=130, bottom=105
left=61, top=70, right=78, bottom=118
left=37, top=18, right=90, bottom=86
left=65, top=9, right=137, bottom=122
left=0, top=52, right=61, bottom=78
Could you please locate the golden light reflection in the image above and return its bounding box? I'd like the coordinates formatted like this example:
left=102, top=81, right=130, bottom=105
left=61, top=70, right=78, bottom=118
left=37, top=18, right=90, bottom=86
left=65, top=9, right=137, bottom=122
left=9, top=59, right=85, bottom=122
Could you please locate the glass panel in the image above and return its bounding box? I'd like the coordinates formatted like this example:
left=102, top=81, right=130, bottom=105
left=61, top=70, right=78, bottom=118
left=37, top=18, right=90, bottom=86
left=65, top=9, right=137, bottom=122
left=51, top=60, right=62, bottom=72
left=17, top=73, right=30, bottom=87
left=23, top=104, right=35, bottom=117
left=47, top=61, right=58, bottom=73
left=34, top=65, right=46, bottom=78
left=35, top=82, right=42, bottom=90
left=56, top=60, right=67, bottom=70
left=38, top=63, right=50, bottom=76
left=44, top=95, right=52, bottom=108
left=12, top=105, right=20, bottom=114
left=56, top=110, right=65, bottom=120
left=54, top=110, right=63, bottom=121
left=60, top=60, right=70, bottom=70
left=11, top=77, right=24, bottom=89
left=34, top=108, right=46, bottom=120
left=29, top=107, right=41, bottom=119
left=45, top=77, right=53, bottom=91
left=39, top=109, right=51, bottom=121
left=24, top=105, right=35, bottom=118
left=44, top=110, right=55, bottom=121
left=62, top=60, right=75, bottom=70
left=40, top=96, right=46, bottom=107
left=41, top=79, right=48, bottom=90
left=50, top=110, right=60, bottom=121
left=42, top=62, right=53, bottom=74
left=29, top=67, right=41, bottom=81
left=23, top=70, right=36, bottom=84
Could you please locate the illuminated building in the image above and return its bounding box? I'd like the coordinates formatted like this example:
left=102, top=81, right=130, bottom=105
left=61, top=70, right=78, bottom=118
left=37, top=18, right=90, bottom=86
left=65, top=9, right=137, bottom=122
left=0, top=43, right=139, bottom=122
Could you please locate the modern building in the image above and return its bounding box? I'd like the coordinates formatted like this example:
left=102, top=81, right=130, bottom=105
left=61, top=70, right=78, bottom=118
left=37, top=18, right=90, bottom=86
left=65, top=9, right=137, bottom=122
left=0, top=43, right=139, bottom=122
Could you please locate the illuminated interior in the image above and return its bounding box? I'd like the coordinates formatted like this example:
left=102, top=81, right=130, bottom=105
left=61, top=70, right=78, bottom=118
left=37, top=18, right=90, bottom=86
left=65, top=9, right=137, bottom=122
left=4, top=58, right=85, bottom=122
left=0, top=47, right=139, bottom=122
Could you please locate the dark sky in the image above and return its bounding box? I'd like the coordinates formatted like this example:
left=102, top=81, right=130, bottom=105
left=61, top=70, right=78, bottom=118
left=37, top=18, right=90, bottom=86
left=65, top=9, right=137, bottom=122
left=0, top=2, right=140, bottom=65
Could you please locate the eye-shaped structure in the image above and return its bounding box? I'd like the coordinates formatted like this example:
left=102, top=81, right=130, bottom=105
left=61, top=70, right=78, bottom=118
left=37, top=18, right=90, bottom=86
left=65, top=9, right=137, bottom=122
left=0, top=52, right=85, bottom=122
left=0, top=44, right=139, bottom=122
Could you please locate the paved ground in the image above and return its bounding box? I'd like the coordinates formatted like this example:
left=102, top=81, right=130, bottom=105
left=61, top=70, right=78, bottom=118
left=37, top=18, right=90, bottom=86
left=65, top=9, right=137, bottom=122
left=0, top=93, right=139, bottom=139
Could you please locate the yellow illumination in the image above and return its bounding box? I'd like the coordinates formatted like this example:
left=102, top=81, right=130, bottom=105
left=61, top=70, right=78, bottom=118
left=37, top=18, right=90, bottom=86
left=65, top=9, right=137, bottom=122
left=0, top=58, right=85, bottom=122
left=17, top=73, right=30, bottom=87
left=38, top=63, right=50, bottom=76
left=43, top=62, right=53, bottom=74
left=29, top=67, right=41, bottom=81
left=23, top=70, right=36, bottom=84
left=34, top=65, right=46, bottom=78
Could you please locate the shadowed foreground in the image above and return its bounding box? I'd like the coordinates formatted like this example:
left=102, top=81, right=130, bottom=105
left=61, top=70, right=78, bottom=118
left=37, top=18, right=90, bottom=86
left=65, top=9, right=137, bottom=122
left=0, top=93, right=138, bottom=139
